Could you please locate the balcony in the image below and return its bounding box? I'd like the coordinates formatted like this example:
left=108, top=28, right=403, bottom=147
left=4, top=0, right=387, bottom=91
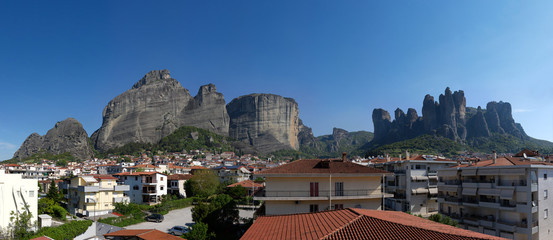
left=142, top=188, right=157, bottom=195
left=114, top=196, right=130, bottom=203
left=254, top=189, right=388, bottom=201
left=427, top=170, right=438, bottom=176
left=496, top=221, right=516, bottom=232
left=85, top=197, right=97, bottom=204
left=394, top=170, right=406, bottom=175
left=78, top=186, right=99, bottom=193
left=114, top=185, right=130, bottom=191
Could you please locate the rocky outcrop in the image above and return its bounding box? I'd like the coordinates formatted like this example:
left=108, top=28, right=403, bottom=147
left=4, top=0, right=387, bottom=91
left=91, top=70, right=229, bottom=151
left=227, top=94, right=300, bottom=153
left=371, top=87, right=528, bottom=144
left=14, top=118, right=94, bottom=160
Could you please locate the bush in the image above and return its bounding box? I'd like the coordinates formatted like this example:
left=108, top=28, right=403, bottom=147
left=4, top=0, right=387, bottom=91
left=25, top=220, right=92, bottom=240
left=51, top=205, right=68, bottom=219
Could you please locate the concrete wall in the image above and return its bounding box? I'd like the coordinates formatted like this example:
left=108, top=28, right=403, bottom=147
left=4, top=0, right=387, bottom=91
left=538, top=168, right=553, bottom=240
left=265, top=198, right=382, bottom=215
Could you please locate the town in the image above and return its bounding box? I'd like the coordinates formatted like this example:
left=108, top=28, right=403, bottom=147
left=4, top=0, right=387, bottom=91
left=1, top=148, right=552, bottom=239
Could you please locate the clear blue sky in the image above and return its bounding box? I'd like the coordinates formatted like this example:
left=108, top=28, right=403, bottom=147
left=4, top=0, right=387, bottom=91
left=1, top=1, right=553, bottom=160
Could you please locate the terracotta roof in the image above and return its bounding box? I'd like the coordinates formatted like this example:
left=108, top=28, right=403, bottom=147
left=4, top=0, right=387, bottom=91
left=92, top=174, right=118, bottom=180
left=168, top=174, right=193, bottom=180
left=241, top=209, right=506, bottom=240
left=458, top=156, right=553, bottom=168
left=227, top=179, right=263, bottom=188
left=131, top=164, right=158, bottom=169
left=114, top=171, right=164, bottom=176
left=30, top=236, right=54, bottom=240
left=258, top=159, right=390, bottom=175
left=104, top=229, right=183, bottom=240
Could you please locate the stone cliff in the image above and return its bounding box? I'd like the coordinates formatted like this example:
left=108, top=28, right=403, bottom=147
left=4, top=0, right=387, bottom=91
left=91, top=70, right=229, bottom=151
left=372, top=87, right=528, bottom=144
left=226, top=94, right=300, bottom=153
left=13, top=118, right=94, bottom=160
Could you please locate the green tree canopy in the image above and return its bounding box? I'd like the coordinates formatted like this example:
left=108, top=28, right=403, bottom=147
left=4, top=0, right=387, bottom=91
left=186, top=170, right=220, bottom=198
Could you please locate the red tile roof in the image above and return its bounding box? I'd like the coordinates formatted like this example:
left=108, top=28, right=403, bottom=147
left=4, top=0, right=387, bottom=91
left=241, top=209, right=506, bottom=240
left=104, top=229, right=183, bottom=240
left=227, top=179, right=264, bottom=188
left=114, top=171, right=164, bottom=176
left=258, top=159, right=390, bottom=175
left=458, top=156, right=553, bottom=168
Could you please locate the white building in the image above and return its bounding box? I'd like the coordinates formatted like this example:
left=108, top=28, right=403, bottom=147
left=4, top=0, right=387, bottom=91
left=438, top=154, right=553, bottom=240
left=0, top=171, right=38, bottom=231
left=115, top=172, right=167, bottom=205
left=371, top=154, right=458, bottom=216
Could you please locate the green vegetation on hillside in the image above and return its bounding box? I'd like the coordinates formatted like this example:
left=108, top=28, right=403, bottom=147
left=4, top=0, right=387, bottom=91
left=466, top=133, right=553, bottom=154
left=3, top=151, right=75, bottom=165
left=366, top=135, right=467, bottom=157
left=103, top=126, right=236, bottom=156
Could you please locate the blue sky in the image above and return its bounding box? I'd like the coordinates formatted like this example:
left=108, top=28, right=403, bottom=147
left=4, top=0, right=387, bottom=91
left=1, top=1, right=553, bottom=160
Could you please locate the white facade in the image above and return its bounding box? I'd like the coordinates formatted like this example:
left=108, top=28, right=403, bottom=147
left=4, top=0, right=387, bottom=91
left=0, top=172, right=38, bottom=231
left=116, top=172, right=167, bottom=205
left=438, top=165, right=553, bottom=240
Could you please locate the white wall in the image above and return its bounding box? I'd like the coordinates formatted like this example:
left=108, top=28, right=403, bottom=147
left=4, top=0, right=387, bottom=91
left=0, top=172, right=38, bottom=231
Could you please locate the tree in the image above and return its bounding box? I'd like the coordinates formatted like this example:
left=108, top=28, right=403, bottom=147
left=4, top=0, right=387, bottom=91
left=9, top=203, right=34, bottom=239
left=226, top=185, right=247, bottom=199
left=183, top=222, right=215, bottom=240
left=186, top=170, right=220, bottom=198
left=38, top=182, right=43, bottom=193
left=191, top=194, right=239, bottom=234
left=47, top=180, right=62, bottom=203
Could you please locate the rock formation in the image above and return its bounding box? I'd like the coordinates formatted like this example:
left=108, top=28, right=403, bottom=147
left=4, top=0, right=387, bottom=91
left=13, top=118, right=94, bottom=160
left=91, top=70, right=229, bottom=151
left=371, top=87, right=528, bottom=144
left=227, top=94, right=300, bottom=153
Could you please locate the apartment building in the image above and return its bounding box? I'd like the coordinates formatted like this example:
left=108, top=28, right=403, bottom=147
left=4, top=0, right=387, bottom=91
left=437, top=154, right=553, bottom=240
left=66, top=175, right=130, bottom=217
left=371, top=154, right=458, bottom=216
left=254, top=156, right=392, bottom=215
left=0, top=171, right=38, bottom=231
left=213, top=165, right=251, bottom=183
left=115, top=172, right=167, bottom=205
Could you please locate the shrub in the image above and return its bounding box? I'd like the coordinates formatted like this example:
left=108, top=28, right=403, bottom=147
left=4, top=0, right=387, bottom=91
left=25, top=220, right=92, bottom=240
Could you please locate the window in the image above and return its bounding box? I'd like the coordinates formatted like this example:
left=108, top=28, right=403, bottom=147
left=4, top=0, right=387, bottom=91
left=133, top=185, right=139, bottom=190
left=160, top=186, right=164, bottom=191
left=161, top=177, right=164, bottom=181
left=310, top=182, right=319, bottom=197
left=545, top=174, right=548, bottom=180
left=335, top=182, right=344, bottom=196
left=309, top=204, right=319, bottom=213
left=546, top=190, right=549, bottom=200
left=29, top=191, right=34, bottom=197
left=335, top=204, right=344, bottom=210
left=545, top=209, right=549, bottom=219
left=105, top=192, right=109, bottom=196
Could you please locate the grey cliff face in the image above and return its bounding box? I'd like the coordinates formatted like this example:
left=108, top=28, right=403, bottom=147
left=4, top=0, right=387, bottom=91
left=227, top=94, right=300, bottom=153
left=371, top=87, right=527, bottom=144
left=14, top=118, right=93, bottom=160
left=91, top=70, right=229, bottom=151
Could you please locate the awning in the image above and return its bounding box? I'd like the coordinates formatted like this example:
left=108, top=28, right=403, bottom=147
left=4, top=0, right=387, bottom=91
left=438, top=170, right=458, bottom=177
left=500, top=189, right=514, bottom=200
left=429, top=188, right=438, bottom=194
left=478, top=168, right=499, bottom=176
left=411, top=188, right=429, bottom=194
left=500, top=168, right=525, bottom=175
left=462, top=188, right=477, bottom=196
left=411, top=176, right=429, bottom=181
left=461, top=169, right=477, bottom=176
left=479, top=188, right=500, bottom=196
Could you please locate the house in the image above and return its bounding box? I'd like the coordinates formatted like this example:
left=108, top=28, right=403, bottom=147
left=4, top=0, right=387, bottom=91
left=97, top=164, right=123, bottom=175
left=104, top=229, right=183, bottom=240
left=114, top=172, right=167, bottom=205
left=371, top=153, right=458, bottom=216
left=167, top=174, right=193, bottom=198
left=66, top=175, right=130, bottom=217
left=227, top=179, right=264, bottom=197
left=437, top=152, right=553, bottom=240
left=213, top=165, right=251, bottom=183
left=241, top=208, right=506, bottom=240
left=254, top=155, right=393, bottom=215
left=0, top=171, right=38, bottom=231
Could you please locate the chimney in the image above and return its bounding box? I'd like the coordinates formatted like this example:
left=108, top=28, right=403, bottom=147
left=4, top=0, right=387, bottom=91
left=493, top=151, right=497, bottom=164
left=386, top=154, right=390, bottom=162
left=406, top=150, right=410, bottom=160
left=342, top=152, right=347, bottom=162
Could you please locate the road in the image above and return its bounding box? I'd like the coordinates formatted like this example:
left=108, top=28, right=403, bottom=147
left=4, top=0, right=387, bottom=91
left=125, top=207, right=194, bottom=233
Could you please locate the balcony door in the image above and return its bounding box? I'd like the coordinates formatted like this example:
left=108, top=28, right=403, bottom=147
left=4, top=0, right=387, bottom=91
left=310, top=182, right=319, bottom=197
left=335, top=182, right=344, bottom=196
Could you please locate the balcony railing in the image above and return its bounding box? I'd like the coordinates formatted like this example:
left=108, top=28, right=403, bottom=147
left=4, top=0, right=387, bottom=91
left=427, top=170, right=438, bottom=176
left=442, top=180, right=461, bottom=185
left=261, top=189, right=382, bottom=198
left=498, top=180, right=527, bottom=187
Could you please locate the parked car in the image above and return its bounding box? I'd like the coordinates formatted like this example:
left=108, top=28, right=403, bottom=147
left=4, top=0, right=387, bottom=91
left=145, top=213, right=164, bottom=223
left=168, top=226, right=189, bottom=236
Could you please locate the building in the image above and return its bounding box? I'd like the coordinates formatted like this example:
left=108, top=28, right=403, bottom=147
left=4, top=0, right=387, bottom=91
left=114, top=172, right=167, bottom=205
left=371, top=154, right=458, bottom=216
left=437, top=154, right=553, bottom=240
left=227, top=179, right=264, bottom=197
left=254, top=156, right=392, bottom=215
left=241, top=208, right=506, bottom=240
left=66, top=175, right=130, bottom=217
left=213, top=165, right=251, bottom=183
left=0, top=171, right=38, bottom=231
left=97, top=164, right=123, bottom=175
left=104, top=229, right=183, bottom=240
left=167, top=174, right=193, bottom=198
